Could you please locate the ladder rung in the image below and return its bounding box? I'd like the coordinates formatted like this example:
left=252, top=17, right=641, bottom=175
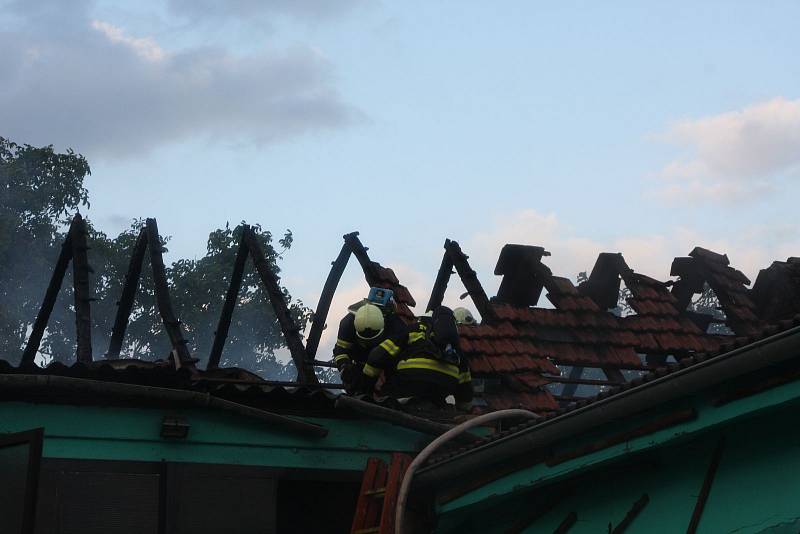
left=364, top=487, right=386, bottom=497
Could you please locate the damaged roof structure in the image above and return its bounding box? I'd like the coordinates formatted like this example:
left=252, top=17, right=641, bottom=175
left=4, top=213, right=800, bottom=533
left=424, top=239, right=800, bottom=414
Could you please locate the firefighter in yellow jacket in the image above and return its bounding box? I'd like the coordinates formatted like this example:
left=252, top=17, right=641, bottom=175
left=358, top=306, right=472, bottom=407
left=332, top=288, right=407, bottom=392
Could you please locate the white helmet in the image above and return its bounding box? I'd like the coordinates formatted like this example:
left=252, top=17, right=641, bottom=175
left=453, top=307, right=476, bottom=325
left=354, top=303, right=385, bottom=340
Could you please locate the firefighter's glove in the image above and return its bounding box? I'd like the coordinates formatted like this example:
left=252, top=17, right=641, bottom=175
left=339, top=361, right=357, bottom=387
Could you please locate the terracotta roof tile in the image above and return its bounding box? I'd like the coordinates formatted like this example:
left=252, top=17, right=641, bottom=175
left=514, top=372, right=551, bottom=389
left=609, top=345, right=641, bottom=366
left=549, top=276, right=580, bottom=295
left=470, top=338, right=495, bottom=355
left=483, top=391, right=559, bottom=412
left=488, top=355, right=516, bottom=373
left=459, top=337, right=475, bottom=353
left=492, top=338, right=518, bottom=354
left=374, top=265, right=400, bottom=285
left=510, top=339, right=537, bottom=354
left=495, top=321, right=520, bottom=337
left=635, top=332, right=660, bottom=352
left=469, top=355, right=494, bottom=374
left=440, top=247, right=796, bottom=413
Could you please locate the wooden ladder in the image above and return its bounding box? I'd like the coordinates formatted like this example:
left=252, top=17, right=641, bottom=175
left=351, top=453, right=413, bottom=534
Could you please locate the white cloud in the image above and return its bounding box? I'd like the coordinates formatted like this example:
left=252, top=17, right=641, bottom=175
left=465, top=209, right=800, bottom=291
left=469, top=210, right=607, bottom=284
left=298, top=210, right=800, bottom=345
left=653, top=98, right=800, bottom=203
left=0, top=2, right=358, bottom=159
left=91, top=20, right=165, bottom=62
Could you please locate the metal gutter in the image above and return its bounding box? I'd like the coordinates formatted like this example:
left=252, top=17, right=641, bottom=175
left=415, top=325, right=800, bottom=487
left=0, top=374, right=328, bottom=438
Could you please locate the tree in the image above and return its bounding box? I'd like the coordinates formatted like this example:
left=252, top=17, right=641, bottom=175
left=167, top=223, right=311, bottom=375
left=0, top=137, right=90, bottom=362
left=689, top=283, right=732, bottom=335
left=1, top=137, right=309, bottom=378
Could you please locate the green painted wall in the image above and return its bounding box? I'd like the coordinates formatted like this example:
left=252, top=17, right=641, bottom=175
left=0, top=401, right=427, bottom=471
left=433, top=372, right=800, bottom=533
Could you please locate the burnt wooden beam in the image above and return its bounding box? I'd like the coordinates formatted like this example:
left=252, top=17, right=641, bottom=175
left=426, top=249, right=454, bottom=312
left=243, top=228, right=318, bottom=384
left=20, top=229, right=74, bottom=365
left=544, top=373, right=621, bottom=387
left=553, top=395, right=582, bottom=403
left=195, top=376, right=345, bottom=389
left=560, top=366, right=585, bottom=397
left=145, top=218, right=193, bottom=368
left=70, top=214, right=93, bottom=363
left=444, top=239, right=496, bottom=322
left=207, top=231, right=250, bottom=369
left=686, top=439, right=725, bottom=534
left=550, top=359, right=652, bottom=371
left=611, top=493, right=649, bottom=533
left=305, top=241, right=351, bottom=359
left=645, top=353, right=668, bottom=367
left=602, top=367, right=627, bottom=384
left=106, top=228, right=148, bottom=359
left=344, top=232, right=381, bottom=285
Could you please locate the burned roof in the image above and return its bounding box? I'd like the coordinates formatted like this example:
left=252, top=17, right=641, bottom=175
left=418, top=237, right=800, bottom=413
left=670, top=247, right=761, bottom=334
left=751, top=257, right=800, bottom=323
left=12, top=214, right=800, bottom=419
left=443, top=245, right=723, bottom=412
left=422, top=312, right=800, bottom=473
left=0, top=358, right=341, bottom=417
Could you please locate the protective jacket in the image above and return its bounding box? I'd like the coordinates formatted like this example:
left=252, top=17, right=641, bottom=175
left=332, top=311, right=408, bottom=383
left=362, top=317, right=473, bottom=404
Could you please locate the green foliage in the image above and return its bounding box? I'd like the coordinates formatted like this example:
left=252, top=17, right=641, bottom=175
left=0, top=137, right=309, bottom=378
left=0, top=138, right=91, bottom=361
left=168, top=223, right=311, bottom=375
left=690, top=283, right=733, bottom=335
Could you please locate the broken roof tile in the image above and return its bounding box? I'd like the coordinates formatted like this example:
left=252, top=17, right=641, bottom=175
left=689, top=246, right=730, bottom=265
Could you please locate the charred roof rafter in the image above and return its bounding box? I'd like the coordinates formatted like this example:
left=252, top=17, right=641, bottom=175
left=426, top=238, right=496, bottom=321
left=104, top=218, right=195, bottom=369
left=21, top=213, right=94, bottom=366
left=304, top=232, right=417, bottom=361
left=206, top=225, right=318, bottom=384
left=670, top=247, right=758, bottom=335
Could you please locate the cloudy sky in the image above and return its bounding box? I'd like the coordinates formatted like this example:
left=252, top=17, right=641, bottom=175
left=3, top=1, right=800, bottom=354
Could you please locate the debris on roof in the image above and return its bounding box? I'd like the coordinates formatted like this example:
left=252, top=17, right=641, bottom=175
left=751, top=257, right=800, bottom=323
left=422, top=313, right=800, bottom=471
left=10, top=214, right=800, bottom=420
left=436, top=240, right=800, bottom=413
left=671, top=247, right=760, bottom=334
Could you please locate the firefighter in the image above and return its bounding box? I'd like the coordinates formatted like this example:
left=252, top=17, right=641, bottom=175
left=453, top=307, right=476, bottom=326
left=332, top=288, right=407, bottom=392
left=359, top=306, right=473, bottom=408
